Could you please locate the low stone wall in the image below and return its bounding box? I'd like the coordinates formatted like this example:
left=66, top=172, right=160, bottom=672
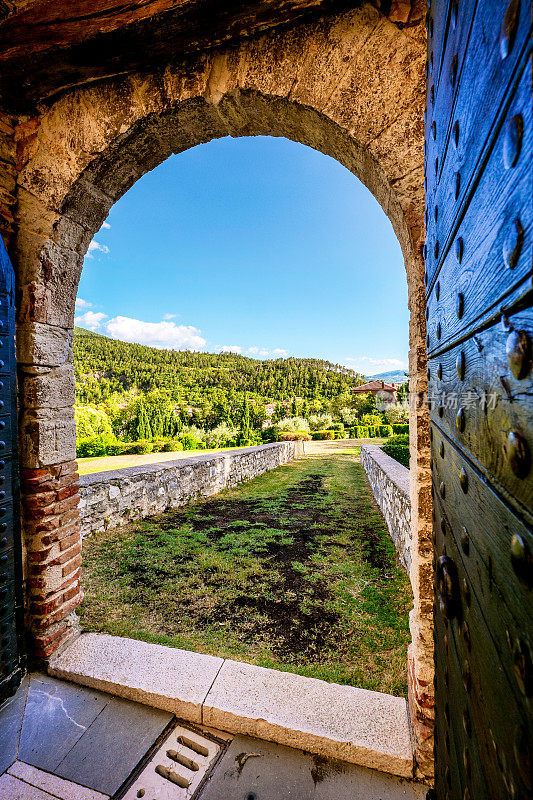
left=360, top=443, right=411, bottom=572
left=79, top=442, right=302, bottom=537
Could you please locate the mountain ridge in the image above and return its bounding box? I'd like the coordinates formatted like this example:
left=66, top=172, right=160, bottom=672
left=73, top=326, right=367, bottom=405
left=367, top=369, right=408, bottom=384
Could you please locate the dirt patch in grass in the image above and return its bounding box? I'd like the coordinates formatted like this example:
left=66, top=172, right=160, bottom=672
left=186, top=475, right=340, bottom=660
left=80, top=445, right=412, bottom=695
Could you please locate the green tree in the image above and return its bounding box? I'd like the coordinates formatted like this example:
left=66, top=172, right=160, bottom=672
left=240, top=393, right=251, bottom=441
left=136, top=400, right=152, bottom=440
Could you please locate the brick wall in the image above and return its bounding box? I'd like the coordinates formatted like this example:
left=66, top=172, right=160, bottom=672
left=22, top=460, right=83, bottom=658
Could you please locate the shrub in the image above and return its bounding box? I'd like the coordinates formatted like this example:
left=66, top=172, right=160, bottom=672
left=382, top=434, right=410, bottom=468
left=311, top=430, right=335, bottom=440
left=392, top=423, right=409, bottom=435
left=361, top=413, right=384, bottom=428
left=385, top=403, right=410, bottom=425
left=180, top=425, right=207, bottom=443
left=75, top=405, right=114, bottom=443
left=308, top=413, right=333, bottom=431
left=151, top=441, right=166, bottom=452
left=387, top=433, right=409, bottom=446
left=276, top=416, right=310, bottom=432
left=130, top=441, right=154, bottom=454
left=339, top=407, right=359, bottom=427
left=205, top=422, right=238, bottom=449
left=378, top=425, right=393, bottom=437
left=278, top=430, right=311, bottom=441
left=180, top=433, right=200, bottom=450
left=328, top=422, right=344, bottom=432
left=76, top=434, right=118, bottom=458
left=333, top=429, right=345, bottom=439
left=354, top=426, right=369, bottom=438
left=366, top=425, right=378, bottom=438
left=76, top=437, right=106, bottom=458
left=161, top=440, right=184, bottom=452
left=105, top=441, right=127, bottom=456
left=261, top=426, right=277, bottom=443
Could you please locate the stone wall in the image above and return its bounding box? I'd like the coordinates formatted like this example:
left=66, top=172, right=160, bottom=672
left=79, top=442, right=301, bottom=537
left=360, top=443, right=411, bottom=572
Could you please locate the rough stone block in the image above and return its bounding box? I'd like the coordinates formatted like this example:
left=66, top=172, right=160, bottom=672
left=21, top=363, right=75, bottom=409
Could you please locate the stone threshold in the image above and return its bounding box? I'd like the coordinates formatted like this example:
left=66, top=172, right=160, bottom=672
left=49, top=633, right=414, bottom=780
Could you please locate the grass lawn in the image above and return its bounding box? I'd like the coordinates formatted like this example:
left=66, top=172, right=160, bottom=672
left=79, top=443, right=412, bottom=696
left=76, top=446, right=243, bottom=476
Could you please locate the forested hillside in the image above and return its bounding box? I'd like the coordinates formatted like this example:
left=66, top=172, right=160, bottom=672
left=74, top=327, right=366, bottom=405
left=73, top=327, right=408, bottom=456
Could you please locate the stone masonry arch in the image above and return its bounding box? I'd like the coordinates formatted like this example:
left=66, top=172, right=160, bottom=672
left=6, top=3, right=432, bottom=777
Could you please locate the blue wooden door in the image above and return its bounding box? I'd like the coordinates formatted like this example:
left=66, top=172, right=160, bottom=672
left=0, top=236, right=24, bottom=705
left=426, top=0, right=532, bottom=797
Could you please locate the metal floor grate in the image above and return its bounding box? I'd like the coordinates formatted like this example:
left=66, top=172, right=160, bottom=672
left=121, top=724, right=223, bottom=800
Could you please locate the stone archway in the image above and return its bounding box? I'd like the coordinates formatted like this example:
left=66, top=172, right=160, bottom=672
left=5, top=4, right=432, bottom=777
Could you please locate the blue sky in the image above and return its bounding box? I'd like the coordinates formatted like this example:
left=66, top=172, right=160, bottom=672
left=76, top=136, right=408, bottom=376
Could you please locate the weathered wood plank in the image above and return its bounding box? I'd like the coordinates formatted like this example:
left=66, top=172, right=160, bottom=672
left=434, top=490, right=532, bottom=798
left=429, top=308, right=533, bottom=514
left=425, top=0, right=531, bottom=287
left=426, top=63, right=532, bottom=350
left=433, top=589, right=497, bottom=800
left=432, top=432, right=533, bottom=713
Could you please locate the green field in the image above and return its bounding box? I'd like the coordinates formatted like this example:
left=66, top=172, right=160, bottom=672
left=80, top=444, right=412, bottom=696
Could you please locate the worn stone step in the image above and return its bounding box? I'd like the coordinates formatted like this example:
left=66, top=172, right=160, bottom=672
left=49, top=633, right=415, bottom=779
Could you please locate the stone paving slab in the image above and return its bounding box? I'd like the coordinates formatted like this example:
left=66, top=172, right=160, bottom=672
left=18, top=674, right=109, bottom=772
left=0, top=773, right=58, bottom=800
left=204, top=660, right=414, bottom=778
left=49, top=633, right=224, bottom=722
left=8, top=762, right=109, bottom=800
left=0, top=675, right=29, bottom=774
left=198, top=734, right=427, bottom=800
left=2, top=672, right=173, bottom=798
left=54, top=694, right=172, bottom=796
left=51, top=633, right=416, bottom=779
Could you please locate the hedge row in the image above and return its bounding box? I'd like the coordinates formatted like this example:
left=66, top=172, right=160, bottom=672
left=381, top=434, right=410, bottom=468
left=278, top=431, right=312, bottom=441
left=349, top=424, right=393, bottom=439
left=311, top=429, right=349, bottom=440
left=392, top=423, right=409, bottom=435
left=76, top=435, right=203, bottom=458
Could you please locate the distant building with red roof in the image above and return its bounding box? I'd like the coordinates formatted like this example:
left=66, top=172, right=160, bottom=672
left=351, top=380, right=398, bottom=402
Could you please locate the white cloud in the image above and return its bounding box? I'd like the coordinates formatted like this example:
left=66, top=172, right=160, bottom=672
left=163, top=313, right=176, bottom=320
left=344, top=356, right=408, bottom=373
left=249, top=347, right=288, bottom=358
left=75, top=298, right=92, bottom=309
left=104, top=316, right=206, bottom=349
left=86, top=240, right=110, bottom=258
left=100, top=221, right=111, bottom=230
left=219, top=345, right=288, bottom=358
left=221, top=345, right=243, bottom=354
left=74, top=311, right=107, bottom=330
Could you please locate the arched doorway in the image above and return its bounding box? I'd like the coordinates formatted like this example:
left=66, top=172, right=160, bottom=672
left=6, top=4, right=432, bottom=777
